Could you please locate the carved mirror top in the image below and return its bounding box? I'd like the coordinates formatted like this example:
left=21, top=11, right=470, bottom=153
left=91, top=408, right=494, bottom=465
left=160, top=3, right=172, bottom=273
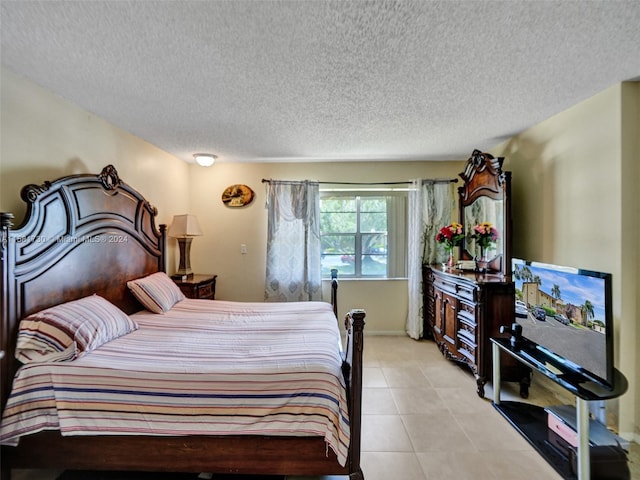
left=459, top=149, right=506, bottom=204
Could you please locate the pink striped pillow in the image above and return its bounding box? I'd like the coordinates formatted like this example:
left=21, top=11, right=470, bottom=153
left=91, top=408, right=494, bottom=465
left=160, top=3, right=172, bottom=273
left=15, top=294, right=138, bottom=364
left=127, top=272, right=185, bottom=314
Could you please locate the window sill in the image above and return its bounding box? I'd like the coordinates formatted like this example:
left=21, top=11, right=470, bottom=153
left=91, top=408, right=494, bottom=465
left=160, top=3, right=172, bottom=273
left=322, top=277, right=408, bottom=281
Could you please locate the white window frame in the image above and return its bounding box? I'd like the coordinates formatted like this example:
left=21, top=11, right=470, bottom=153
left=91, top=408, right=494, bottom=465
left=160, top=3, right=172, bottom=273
left=319, top=189, right=407, bottom=279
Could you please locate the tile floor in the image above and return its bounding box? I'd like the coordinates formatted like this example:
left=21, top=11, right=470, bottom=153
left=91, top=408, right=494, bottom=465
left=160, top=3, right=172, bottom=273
left=12, top=335, right=639, bottom=480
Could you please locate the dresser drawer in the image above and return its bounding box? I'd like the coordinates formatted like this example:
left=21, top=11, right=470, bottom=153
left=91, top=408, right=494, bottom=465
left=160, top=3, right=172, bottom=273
left=434, top=276, right=458, bottom=296
left=434, top=275, right=477, bottom=303
left=457, top=316, right=476, bottom=338
left=456, top=283, right=477, bottom=302
left=457, top=329, right=477, bottom=362
left=197, top=282, right=213, bottom=299
left=458, top=301, right=476, bottom=322
left=174, top=274, right=217, bottom=300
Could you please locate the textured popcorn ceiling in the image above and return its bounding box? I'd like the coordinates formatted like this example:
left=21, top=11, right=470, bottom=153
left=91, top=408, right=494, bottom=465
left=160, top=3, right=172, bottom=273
left=1, top=0, right=639, bottom=163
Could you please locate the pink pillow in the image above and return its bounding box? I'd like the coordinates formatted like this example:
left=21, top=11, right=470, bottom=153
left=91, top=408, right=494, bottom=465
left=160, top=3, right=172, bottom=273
left=16, top=294, right=138, bottom=364
left=127, top=272, right=185, bottom=313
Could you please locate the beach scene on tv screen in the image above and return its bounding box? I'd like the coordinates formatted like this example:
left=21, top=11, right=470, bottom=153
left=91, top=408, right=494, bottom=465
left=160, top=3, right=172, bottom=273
left=512, top=261, right=607, bottom=380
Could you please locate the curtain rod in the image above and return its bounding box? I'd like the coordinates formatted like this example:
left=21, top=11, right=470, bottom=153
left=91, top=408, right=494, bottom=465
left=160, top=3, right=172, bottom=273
left=422, top=178, right=459, bottom=185
left=261, top=178, right=458, bottom=185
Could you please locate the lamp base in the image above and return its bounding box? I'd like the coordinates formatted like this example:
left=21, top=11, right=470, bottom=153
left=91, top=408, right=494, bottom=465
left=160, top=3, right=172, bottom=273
left=176, top=237, right=194, bottom=276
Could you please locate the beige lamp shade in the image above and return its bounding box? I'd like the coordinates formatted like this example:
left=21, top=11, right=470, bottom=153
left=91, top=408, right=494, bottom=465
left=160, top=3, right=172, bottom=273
left=168, top=214, right=203, bottom=276
left=168, top=214, right=203, bottom=238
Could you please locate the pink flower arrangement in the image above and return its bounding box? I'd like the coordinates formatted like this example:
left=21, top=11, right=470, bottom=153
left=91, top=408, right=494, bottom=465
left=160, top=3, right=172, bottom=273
left=435, top=222, right=464, bottom=252
left=472, top=222, right=499, bottom=249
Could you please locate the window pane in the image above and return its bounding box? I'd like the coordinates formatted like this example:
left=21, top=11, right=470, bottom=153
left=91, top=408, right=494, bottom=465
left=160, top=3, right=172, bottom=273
left=360, top=212, right=387, bottom=232
left=320, top=212, right=356, bottom=233
left=321, top=256, right=355, bottom=276
left=362, top=233, right=387, bottom=254
left=361, top=233, right=387, bottom=276
left=321, top=235, right=354, bottom=255
left=361, top=254, right=387, bottom=276
left=360, top=196, right=387, bottom=232
left=320, top=197, right=356, bottom=212
left=360, top=197, right=386, bottom=212
left=321, top=235, right=356, bottom=277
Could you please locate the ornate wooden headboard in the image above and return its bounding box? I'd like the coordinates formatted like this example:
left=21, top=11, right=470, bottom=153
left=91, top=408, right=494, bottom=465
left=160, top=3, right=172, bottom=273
left=1, top=165, right=166, bottom=409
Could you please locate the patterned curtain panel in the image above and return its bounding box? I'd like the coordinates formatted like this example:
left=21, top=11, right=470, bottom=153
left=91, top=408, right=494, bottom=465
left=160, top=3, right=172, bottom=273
left=265, top=180, right=322, bottom=302
left=406, top=180, right=455, bottom=339
left=422, top=181, right=455, bottom=266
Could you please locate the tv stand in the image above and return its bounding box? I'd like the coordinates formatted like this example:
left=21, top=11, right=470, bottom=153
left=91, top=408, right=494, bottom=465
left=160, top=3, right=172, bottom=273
left=490, top=337, right=628, bottom=480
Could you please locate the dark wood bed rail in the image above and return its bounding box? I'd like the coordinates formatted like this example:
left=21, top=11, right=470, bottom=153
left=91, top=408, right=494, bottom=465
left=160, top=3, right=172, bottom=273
left=331, top=267, right=339, bottom=317
left=1, top=309, right=366, bottom=480
left=343, top=309, right=366, bottom=475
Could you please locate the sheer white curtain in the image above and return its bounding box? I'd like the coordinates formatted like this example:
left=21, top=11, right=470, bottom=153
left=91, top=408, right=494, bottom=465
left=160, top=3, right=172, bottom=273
left=264, top=180, right=322, bottom=302
left=406, top=180, right=455, bottom=339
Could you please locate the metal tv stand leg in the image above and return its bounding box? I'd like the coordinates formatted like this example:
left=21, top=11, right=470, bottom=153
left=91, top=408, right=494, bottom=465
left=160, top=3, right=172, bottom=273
left=492, top=342, right=501, bottom=405
left=576, top=397, right=590, bottom=480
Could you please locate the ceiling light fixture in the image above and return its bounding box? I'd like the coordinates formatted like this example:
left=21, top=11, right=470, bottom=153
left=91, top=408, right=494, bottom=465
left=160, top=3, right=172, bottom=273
left=193, top=153, right=217, bottom=167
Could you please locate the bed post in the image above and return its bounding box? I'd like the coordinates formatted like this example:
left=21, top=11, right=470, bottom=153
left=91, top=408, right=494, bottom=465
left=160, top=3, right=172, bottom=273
left=1, top=212, right=14, bottom=480
left=1, top=213, right=15, bottom=412
left=159, top=223, right=167, bottom=273
left=330, top=268, right=338, bottom=317
left=344, top=309, right=366, bottom=480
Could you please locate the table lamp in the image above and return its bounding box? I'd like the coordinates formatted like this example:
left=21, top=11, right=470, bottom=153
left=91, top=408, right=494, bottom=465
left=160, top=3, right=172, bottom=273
left=168, top=214, right=203, bottom=277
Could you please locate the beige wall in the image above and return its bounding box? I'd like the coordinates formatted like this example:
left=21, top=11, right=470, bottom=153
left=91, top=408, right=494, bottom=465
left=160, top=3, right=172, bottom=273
left=186, top=160, right=463, bottom=333
left=0, top=67, right=190, bottom=242
left=492, top=82, right=640, bottom=442
left=621, top=82, right=640, bottom=444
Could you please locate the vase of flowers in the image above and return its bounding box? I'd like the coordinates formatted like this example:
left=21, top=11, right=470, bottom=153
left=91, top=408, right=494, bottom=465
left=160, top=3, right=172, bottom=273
left=472, top=222, right=499, bottom=270
left=435, top=222, right=464, bottom=268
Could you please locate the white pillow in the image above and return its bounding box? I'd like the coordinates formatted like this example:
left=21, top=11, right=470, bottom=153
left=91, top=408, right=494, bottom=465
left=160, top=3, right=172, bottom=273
left=127, top=272, right=185, bottom=313
left=16, top=294, right=138, bottom=364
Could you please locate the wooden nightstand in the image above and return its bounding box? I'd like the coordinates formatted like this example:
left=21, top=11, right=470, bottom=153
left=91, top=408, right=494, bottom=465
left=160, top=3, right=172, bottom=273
left=172, top=274, right=217, bottom=300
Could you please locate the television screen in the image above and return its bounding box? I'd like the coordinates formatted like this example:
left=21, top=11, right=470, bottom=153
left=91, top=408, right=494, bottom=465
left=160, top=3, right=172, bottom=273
left=512, top=258, right=614, bottom=388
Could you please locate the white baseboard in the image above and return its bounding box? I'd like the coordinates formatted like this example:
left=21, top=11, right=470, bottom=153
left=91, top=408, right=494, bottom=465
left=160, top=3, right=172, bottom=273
left=619, top=431, right=640, bottom=445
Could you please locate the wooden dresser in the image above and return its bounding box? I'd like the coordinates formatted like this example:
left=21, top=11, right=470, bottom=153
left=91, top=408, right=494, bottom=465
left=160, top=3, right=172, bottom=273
left=423, top=265, right=530, bottom=397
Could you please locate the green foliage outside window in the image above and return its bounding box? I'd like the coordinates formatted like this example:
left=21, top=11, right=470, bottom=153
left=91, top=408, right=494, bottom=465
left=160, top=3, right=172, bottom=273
left=320, top=195, right=388, bottom=277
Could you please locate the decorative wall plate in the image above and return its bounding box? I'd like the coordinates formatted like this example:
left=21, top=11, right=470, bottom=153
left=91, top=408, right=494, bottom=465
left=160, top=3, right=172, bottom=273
left=221, top=184, right=254, bottom=207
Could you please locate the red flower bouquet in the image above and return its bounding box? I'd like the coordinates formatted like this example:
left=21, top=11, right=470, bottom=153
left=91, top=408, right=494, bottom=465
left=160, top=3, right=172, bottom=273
left=435, top=222, right=464, bottom=252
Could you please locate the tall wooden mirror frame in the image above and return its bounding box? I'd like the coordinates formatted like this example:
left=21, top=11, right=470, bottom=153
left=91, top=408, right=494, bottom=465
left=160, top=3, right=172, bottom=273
left=457, top=149, right=512, bottom=276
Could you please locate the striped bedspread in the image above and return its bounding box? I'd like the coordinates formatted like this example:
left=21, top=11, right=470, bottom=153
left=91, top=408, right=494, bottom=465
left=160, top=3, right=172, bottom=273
left=0, top=300, right=350, bottom=465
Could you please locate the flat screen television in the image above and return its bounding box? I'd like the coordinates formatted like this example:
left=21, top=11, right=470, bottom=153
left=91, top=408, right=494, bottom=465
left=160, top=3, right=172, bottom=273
left=512, top=258, right=614, bottom=389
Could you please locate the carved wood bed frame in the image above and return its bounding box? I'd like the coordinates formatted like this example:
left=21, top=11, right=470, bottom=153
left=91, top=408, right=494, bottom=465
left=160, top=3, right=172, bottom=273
left=0, top=165, right=366, bottom=479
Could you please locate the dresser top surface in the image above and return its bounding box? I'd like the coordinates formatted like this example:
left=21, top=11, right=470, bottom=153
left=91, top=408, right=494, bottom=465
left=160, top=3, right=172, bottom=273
left=173, top=274, right=216, bottom=285
left=425, top=264, right=512, bottom=285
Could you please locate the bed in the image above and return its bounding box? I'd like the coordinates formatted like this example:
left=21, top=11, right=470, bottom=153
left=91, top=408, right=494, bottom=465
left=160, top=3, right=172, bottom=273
left=0, top=165, right=366, bottom=479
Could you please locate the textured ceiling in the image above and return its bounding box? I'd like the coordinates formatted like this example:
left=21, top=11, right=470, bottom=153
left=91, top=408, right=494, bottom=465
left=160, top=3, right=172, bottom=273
left=1, top=0, right=639, bottom=164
